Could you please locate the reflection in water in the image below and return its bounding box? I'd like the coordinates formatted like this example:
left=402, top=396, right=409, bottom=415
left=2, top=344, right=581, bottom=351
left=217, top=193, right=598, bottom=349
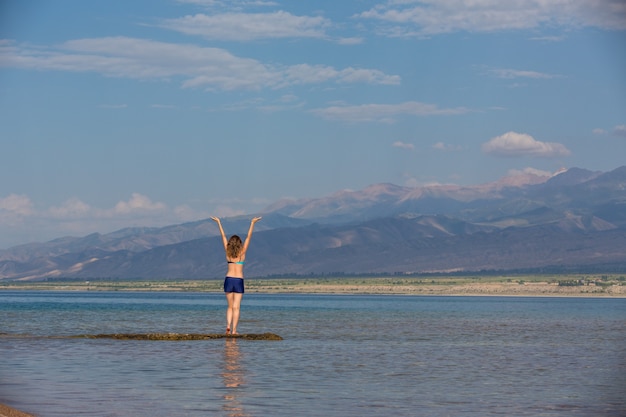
left=221, top=338, right=249, bottom=417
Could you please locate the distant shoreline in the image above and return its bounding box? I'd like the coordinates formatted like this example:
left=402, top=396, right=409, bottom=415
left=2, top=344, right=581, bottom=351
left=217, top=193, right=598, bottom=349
left=1, top=275, right=624, bottom=297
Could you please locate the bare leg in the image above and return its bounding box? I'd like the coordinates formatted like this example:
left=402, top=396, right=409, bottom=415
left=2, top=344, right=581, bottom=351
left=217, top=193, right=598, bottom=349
left=230, top=293, right=243, bottom=334
left=225, top=292, right=234, bottom=334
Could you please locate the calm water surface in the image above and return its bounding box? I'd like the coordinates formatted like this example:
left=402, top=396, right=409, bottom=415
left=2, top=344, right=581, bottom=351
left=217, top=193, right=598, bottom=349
left=1, top=291, right=625, bottom=416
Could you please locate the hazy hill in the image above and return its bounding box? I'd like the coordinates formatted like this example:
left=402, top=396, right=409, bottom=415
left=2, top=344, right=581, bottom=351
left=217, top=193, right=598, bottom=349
left=1, top=166, right=625, bottom=280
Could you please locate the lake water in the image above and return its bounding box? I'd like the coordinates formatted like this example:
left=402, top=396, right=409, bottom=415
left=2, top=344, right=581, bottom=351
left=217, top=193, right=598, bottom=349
left=1, top=291, right=625, bottom=416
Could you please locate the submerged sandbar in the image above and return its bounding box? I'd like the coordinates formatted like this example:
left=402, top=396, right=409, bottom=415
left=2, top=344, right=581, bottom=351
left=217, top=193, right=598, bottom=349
left=76, top=332, right=282, bottom=341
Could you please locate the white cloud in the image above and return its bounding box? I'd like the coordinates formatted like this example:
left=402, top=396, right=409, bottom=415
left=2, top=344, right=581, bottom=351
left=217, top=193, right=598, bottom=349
left=393, top=141, right=415, bottom=150
left=499, top=167, right=555, bottom=186
left=0, top=194, right=35, bottom=225
left=48, top=198, right=92, bottom=219
left=43, top=194, right=168, bottom=220
left=281, top=64, right=399, bottom=86
left=160, top=11, right=330, bottom=41
left=0, top=193, right=223, bottom=247
left=338, top=67, right=400, bottom=85
left=219, top=95, right=305, bottom=113
left=0, top=192, right=274, bottom=248
left=358, top=0, right=626, bottom=36
left=113, top=193, right=167, bottom=215
left=279, top=94, right=298, bottom=103
left=489, top=68, right=560, bottom=79
left=257, top=101, right=306, bottom=113
left=613, top=125, right=626, bottom=138
left=282, top=64, right=336, bottom=84
left=402, top=176, right=422, bottom=188
left=176, top=0, right=221, bottom=6
left=482, top=131, right=571, bottom=158
left=507, top=167, right=553, bottom=178
left=0, top=37, right=399, bottom=91
left=175, top=0, right=278, bottom=8
left=593, top=125, right=626, bottom=138
left=0, top=194, right=34, bottom=215
left=337, top=37, right=365, bottom=45
left=530, top=35, right=566, bottom=42
left=432, top=142, right=463, bottom=151
left=311, top=101, right=469, bottom=123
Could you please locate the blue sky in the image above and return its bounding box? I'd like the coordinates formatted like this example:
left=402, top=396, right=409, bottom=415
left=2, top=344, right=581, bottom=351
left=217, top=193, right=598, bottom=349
left=1, top=0, right=625, bottom=248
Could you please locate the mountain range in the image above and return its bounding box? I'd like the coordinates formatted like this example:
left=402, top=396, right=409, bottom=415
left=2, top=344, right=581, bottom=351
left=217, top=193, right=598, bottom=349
left=1, top=166, right=625, bottom=281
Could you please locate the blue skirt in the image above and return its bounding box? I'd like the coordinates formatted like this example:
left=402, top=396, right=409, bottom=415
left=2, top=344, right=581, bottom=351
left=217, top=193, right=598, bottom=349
left=224, top=277, right=244, bottom=293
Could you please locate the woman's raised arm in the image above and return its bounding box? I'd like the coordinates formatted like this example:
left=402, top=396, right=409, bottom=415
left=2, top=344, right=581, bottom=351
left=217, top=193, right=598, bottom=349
left=211, top=216, right=228, bottom=252
left=241, top=217, right=262, bottom=255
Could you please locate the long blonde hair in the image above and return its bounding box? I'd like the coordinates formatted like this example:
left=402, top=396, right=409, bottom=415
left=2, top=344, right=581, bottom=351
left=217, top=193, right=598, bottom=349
left=226, top=235, right=243, bottom=259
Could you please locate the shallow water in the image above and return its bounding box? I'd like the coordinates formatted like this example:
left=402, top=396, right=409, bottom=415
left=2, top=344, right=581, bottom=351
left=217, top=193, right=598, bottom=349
left=1, top=291, right=625, bottom=416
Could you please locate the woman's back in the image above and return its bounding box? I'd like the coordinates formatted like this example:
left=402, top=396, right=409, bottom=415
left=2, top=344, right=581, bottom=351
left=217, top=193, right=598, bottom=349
left=226, top=258, right=245, bottom=278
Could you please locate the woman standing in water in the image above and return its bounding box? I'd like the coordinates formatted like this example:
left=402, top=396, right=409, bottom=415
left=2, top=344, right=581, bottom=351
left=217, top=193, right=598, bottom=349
left=211, top=216, right=262, bottom=335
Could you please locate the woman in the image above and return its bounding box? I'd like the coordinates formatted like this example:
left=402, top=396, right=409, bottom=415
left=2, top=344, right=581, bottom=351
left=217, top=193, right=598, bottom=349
left=211, top=216, right=262, bottom=335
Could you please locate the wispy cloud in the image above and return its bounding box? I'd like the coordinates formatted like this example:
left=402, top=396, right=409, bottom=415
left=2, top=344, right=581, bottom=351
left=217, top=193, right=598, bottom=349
left=311, top=101, right=469, bottom=123
left=529, top=35, right=566, bottom=42
left=0, top=193, right=224, bottom=247
left=357, top=0, right=626, bottom=37
left=214, top=94, right=305, bottom=113
left=176, top=0, right=221, bottom=6
left=99, top=104, right=128, bottom=109
left=392, top=141, right=414, bottom=150
left=337, top=37, right=365, bottom=45
left=0, top=37, right=399, bottom=91
left=112, top=193, right=166, bottom=215
left=613, top=125, right=626, bottom=138
left=160, top=11, right=330, bottom=41
left=175, top=0, right=278, bottom=8
left=282, top=64, right=400, bottom=87
left=507, top=167, right=554, bottom=178
left=0, top=194, right=35, bottom=225
left=0, top=192, right=273, bottom=243
left=498, top=167, right=555, bottom=187
left=482, top=131, right=571, bottom=158
left=432, top=142, right=464, bottom=152
left=44, top=194, right=171, bottom=222
left=489, top=68, right=560, bottom=79
left=593, top=124, right=626, bottom=138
